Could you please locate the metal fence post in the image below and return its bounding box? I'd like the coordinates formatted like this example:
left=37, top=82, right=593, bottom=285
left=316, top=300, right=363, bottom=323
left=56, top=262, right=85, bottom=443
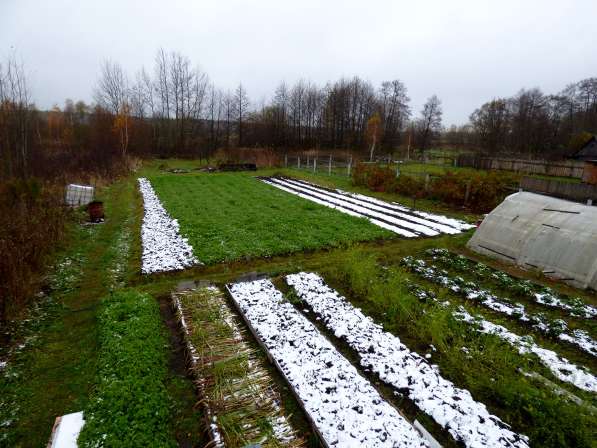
left=298, top=156, right=301, bottom=169
left=313, top=157, right=317, bottom=173
left=424, top=173, right=430, bottom=192
left=464, top=180, right=472, bottom=205
left=348, top=156, right=352, bottom=176
left=328, top=155, right=332, bottom=175
left=284, top=153, right=288, bottom=168
left=307, top=156, right=310, bottom=168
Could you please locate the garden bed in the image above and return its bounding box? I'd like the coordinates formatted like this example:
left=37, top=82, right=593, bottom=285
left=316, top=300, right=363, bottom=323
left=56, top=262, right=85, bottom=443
left=227, top=278, right=428, bottom=448
left=138, top=177, right=198, bottom=274
left=261, top=176, right=474, bottom=238
left=402, top=257, right=597, bottom=357
left=286, top=272, right=530, bottom=448
left=172, top=285, right=305, bottom=447
left=407, top=284, right=597, bottom=393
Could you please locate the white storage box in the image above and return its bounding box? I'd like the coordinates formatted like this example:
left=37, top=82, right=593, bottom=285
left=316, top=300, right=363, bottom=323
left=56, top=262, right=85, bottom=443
left=65, top=184, right=94, bottom=206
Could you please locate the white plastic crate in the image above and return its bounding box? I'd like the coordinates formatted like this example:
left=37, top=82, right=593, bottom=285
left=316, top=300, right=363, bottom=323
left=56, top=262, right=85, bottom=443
left=65, top=184, right=94, bottom=206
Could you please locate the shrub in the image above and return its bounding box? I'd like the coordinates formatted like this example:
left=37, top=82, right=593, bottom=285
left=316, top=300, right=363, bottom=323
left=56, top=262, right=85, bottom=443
left=0, top=179, right=68, bottom=324
left=77, top=290, right=176, bottom=448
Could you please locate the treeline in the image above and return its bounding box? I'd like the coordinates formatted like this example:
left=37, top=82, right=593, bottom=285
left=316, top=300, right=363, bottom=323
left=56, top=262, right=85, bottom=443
left=91, top=50, right=425, bottom=158
left=3, top=49, right=597, bottom=183
left=447, top=81, right=597, bottom=157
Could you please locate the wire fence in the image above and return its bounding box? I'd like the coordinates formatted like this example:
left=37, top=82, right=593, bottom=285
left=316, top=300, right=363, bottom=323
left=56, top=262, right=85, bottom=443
left=284, top=154, right=355, bottom=177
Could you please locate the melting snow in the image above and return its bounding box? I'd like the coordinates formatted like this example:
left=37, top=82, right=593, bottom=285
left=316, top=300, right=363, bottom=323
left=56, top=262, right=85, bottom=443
left=287, top=272, right=530, bottom=448
left=138, top=178, right=199, bottom=274
left=227, top=279, right=429, bottom=448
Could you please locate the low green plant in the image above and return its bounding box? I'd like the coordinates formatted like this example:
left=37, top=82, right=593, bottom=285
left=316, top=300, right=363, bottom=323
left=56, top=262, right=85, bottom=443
left=77, top=290, right=176, bottom=448
left=149, top=173, right=391, bottom=264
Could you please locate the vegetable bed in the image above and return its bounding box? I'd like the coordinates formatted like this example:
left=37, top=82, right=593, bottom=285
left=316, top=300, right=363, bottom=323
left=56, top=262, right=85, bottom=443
left=77, top=290, right=175, bottom=448
left=286, top=272, right=529, bottom=448
left=148, top=174, right=392, bottom=264
left=172, top=286, right=305, bottom=447
left=227, top=278, right=428, bottom=448
left=261, top=177, right=474, bottom=237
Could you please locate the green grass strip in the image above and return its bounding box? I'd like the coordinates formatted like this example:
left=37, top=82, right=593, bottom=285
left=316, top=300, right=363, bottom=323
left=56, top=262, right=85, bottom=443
left=77, top=290, right=176, bottom=448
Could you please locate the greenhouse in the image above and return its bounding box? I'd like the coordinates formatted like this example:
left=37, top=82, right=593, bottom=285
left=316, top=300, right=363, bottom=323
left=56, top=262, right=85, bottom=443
left=467, top=191, right=597, bottom=290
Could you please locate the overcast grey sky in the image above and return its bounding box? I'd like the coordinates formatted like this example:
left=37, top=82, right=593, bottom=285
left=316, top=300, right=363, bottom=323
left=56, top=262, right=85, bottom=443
left=2, top=0, right=597, bottom=125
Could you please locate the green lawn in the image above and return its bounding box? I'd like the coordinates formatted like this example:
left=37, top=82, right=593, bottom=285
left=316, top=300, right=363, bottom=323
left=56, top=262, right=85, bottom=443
left=148, top=173, right=392, bottom=264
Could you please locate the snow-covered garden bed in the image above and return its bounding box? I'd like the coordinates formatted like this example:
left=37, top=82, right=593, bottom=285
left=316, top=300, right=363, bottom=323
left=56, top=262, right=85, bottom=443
left=287, top=272, right=530, bottom=448
left=402, top=257, right=597, bottom=357
left=409, top=285, right=597, bottom=393
left=426, top=249, right=597, bottom=319
left=138, top=178, right=198, bottom=274
left=261, top=177, right=474, bottom=238
left=227, top=278, right=429, bottom=448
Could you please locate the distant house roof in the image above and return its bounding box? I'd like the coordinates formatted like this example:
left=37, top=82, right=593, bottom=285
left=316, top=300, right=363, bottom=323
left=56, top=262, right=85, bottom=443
left=571, top=136, right=597, bottom=162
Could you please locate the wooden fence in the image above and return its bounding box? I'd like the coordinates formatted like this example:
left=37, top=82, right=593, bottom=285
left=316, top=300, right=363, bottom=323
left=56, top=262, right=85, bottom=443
left=520, top=176, right=597, bottom=204
left=457, top=155, right=585, bottom=178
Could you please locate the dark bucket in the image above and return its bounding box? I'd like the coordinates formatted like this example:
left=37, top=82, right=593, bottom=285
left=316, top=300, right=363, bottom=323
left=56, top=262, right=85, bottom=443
left=88, top=201, right=104, bottom=223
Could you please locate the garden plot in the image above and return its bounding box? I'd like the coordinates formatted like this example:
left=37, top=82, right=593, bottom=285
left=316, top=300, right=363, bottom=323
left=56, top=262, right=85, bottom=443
left=286, top=272, right=530, bottom=448
left=147, top=174, right=389, bottom=264
left=172, top=286, right=304, bottom=447
left=408, top=284, right=597, bottom=393
left=227, top=278, right=429, bottom=448
left=138, top=178, right=198, bottom=273
left=426, top=249, right=597, bottom=319
left=261, top=176, right=474, bottom=238
left=402, top=257, right=597, bottom=357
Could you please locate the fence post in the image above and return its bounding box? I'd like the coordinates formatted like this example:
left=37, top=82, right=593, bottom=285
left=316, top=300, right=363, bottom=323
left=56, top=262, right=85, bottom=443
left=328, top=155, right=332, bottom=175
left=307, top=155, right=310, bottom=168
left=298, top=156, right=301, bottom=169
left=424, top=173, right=430, bottom=192
left=313, top=157, right=317, bottom=173
left=284, top=153, right=288, bottom=168
left=396, top=167, right=400, bottom=178
left=347, top=156, right=352, bottom=176
left=464, top=180, right=472, bottom=205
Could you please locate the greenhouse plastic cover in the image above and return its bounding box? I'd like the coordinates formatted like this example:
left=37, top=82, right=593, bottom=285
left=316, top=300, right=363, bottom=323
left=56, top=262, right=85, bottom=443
left=467, top=192, right=597, bottom=290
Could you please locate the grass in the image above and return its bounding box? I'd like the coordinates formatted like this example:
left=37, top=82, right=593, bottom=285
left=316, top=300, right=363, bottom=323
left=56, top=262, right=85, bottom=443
left=148, top=172, right=392, bottom=264
left=77, top=290, right=176, bottom=447
left=0, top=177, right=201, bottom=448
left=315, top=249, right=596, bottom=448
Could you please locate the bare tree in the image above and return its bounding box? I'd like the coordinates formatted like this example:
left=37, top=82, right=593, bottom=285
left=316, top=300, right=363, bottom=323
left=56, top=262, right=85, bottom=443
left=416, top=95, right=442, bottom=152
left=94, top=60, right=128, bottom=115
left=234, top=83, right=249, bottom=146
left=0, top=55, right=32, bottom=178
